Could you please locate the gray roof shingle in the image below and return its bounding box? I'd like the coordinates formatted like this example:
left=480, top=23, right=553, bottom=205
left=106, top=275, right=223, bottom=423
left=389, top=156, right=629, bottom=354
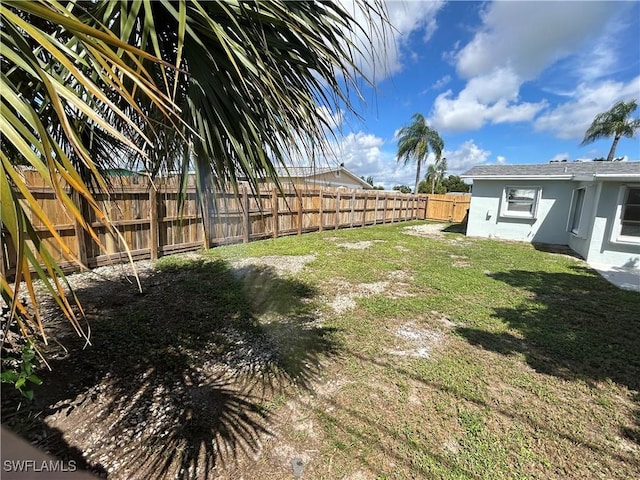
left=275, top=166, right=338, bottom=177
left=461, top=162, right=640, bottom=179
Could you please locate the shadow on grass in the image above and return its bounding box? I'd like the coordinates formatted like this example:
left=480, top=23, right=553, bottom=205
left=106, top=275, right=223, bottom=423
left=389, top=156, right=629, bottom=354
left=335, top=347, right=637, bottom=476
left=456, top=265, right=640, bottom=444
left=441, top=222, right=467, bottom=234
left=2, top=258, right=338, bottom=478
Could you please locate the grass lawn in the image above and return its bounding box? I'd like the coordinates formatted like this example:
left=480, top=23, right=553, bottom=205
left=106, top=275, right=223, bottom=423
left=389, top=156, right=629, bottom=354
left=195, top=220, right=639, bottom=479
left=4, top=220, right=639, bottom=479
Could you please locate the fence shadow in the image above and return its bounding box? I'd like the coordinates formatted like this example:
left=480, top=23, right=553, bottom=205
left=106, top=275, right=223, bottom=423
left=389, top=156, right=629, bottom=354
left=2, top=258, right=338, bottom=478
left=456, top=265, right=640, bottom=444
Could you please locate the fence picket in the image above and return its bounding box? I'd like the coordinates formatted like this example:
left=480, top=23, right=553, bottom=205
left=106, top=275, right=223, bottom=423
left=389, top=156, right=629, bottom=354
left=2, top=171, right=469, bottom=278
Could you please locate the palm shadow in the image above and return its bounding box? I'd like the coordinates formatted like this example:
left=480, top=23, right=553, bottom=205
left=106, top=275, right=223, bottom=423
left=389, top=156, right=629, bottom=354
left=456, top=265, right=640, bottom=445
left=2, top=258, right=338, bottom=478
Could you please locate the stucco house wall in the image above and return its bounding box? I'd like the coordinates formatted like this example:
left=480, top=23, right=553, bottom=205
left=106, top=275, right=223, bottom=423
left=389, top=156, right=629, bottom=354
left=297, top=170, right=365, bottom=189
left=583, top=181, right=640, bottom=268
left=566, top=181, right=598, bottom=260
left=466, top=180, right=574, bottom=245
left=462, top=162, right=640, bottom=271
left=265, top=166, right=372, bottom=190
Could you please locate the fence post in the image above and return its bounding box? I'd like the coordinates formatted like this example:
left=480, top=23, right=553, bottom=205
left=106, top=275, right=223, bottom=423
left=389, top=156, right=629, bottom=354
left=272, top=187, right=279, bottom=239
left=374, top=193, right=379, bottom=225
left=362, top=192, right=368, bottom=227
left=149, top=185, right=159, bottom=260
left=297, top=190, right=303, bottom=235
left=71, top=191, right=89, bottom=267
left=350, top=191, right=355, bottom=228
left=383, top=195, right=388, bottom=224
left=243, top=185, right=250, bottom=243
left=451, top=199, right=456, bottom=223
left=391, top=195, right=397, bottom=223
left=423, top=195, right=429, bottom=220
left=318, top=189, right=324, bottom=232
left=335, top=191, right=340, bottom=230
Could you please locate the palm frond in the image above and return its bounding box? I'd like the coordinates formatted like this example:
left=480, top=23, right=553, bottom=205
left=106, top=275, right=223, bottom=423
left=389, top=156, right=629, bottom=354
left=396, top=112, right=444, bottom=193
left=2, top=0, right=391, bottom=386
left=2, top=0, right=182, bottom=362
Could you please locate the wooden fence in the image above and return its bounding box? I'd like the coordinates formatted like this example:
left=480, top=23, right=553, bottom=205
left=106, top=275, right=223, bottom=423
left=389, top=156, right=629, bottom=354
left=1, top=172, right=470, bottom=278
left=424, top=193, right=471, bottom=223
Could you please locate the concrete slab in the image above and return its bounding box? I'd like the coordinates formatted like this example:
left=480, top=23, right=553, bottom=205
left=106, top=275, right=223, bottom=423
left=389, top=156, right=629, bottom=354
left=589, top=263, right=640, bottom=292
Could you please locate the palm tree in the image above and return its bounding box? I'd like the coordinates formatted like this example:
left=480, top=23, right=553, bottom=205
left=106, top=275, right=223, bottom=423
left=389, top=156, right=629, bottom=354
left=396, top=113, right=444, bottom=193
left=1, top=0, right=389, bottom=384
left=425, top=158, right=448, bottom=194
left=581, top=100, right=640, bottom=161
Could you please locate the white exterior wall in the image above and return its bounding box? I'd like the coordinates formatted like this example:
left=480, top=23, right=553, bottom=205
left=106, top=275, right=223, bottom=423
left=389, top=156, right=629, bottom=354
left=467, top=179, right=640, bottom=268
left=567, top=181, right=599, bottom=260
left=582, top=181, right=640, bottom=268
left=276, top=171, right=367, bottom=189
left=466, top=180, right=574, bottom=245
left=303, top=171, right=364, bottom=189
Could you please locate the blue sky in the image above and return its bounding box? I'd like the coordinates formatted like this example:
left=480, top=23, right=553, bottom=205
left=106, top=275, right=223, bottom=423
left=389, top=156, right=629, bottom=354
left=316, top=0, right=640, bottom=189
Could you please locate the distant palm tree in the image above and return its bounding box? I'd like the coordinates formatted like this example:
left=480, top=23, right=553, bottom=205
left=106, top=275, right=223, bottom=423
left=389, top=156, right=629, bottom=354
left=581, top=100, right=640, bottom=161
left=1, top=0, right=389, bottom=379
left=425, top=158, right=448, bottom=194
left=396, top=113, right=444, bottom=193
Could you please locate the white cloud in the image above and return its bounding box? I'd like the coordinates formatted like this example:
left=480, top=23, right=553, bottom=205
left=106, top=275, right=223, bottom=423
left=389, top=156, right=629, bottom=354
left=575, top=37, right=618, bottom=83
left=443, top=140, right=491, bottom=174
left=496, top=155, right=507, bottom=165
left=338, top=0, right=445, bottom=81
left=430, top=74, right=451, bottom=91
left=430, top=1, right=625, bottom=134
left=430, top=71, right=547, bottom=133
left=334, top=131, right=385, bottom=170
left=549, top=153, right=570, bottom=162
left=534, top=76, right=640, bottom=139
left=455, top=2, right=614, bottom=80
left=317, top=106, right=345, bottom=130
left=321, top=134, right=493, bottom=188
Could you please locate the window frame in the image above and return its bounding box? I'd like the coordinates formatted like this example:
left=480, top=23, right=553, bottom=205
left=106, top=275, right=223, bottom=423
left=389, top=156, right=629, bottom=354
left=611, top=184, right=640, bottom=245
left=567, top=187, right=587, bottom=237
left=499, top=186, right=542, bottom=220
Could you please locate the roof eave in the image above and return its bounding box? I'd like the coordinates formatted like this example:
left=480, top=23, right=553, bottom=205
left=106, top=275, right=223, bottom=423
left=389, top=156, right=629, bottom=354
left=460, top=175, right=573, bottom=181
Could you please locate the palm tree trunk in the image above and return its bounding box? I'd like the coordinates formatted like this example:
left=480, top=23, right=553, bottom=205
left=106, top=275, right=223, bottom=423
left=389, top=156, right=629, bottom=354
left=607, top=134, right=621, bottom=161
left=414, top=162, right=421, bottom=194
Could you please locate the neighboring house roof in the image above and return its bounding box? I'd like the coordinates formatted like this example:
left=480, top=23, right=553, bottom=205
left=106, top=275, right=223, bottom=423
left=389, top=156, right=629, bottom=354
left=275, top=166, right=373, bottom=188
left=461, top=162, right=640, bottom=181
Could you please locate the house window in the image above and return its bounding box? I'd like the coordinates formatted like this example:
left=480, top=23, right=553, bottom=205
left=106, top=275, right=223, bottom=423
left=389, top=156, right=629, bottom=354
left=500, top=187, right=541, bottom=219
left=568, top=187, right=586, bottom=236
left=613, top=186, right=640, bottom=243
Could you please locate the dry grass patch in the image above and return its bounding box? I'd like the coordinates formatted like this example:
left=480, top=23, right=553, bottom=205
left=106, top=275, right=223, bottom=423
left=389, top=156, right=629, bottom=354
left=3, top=221, right=639, bottom=479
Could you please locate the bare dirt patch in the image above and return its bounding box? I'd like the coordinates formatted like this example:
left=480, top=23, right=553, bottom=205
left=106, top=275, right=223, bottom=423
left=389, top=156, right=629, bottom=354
left=328, top=281, right=387, bottom=314
left=386, top=322, right=443, bottom=358
left=402, top=224, right=472, bottom=246
left=450, top=254, right=471, bottom=268
left=402, top=223, right=447, bottom=238
left=1, top=252, right=335, bottom=480
left=325, top=274, right=414, bottom=314
left=231, top=254, right=316, bottom=275
left=335, top=240, right=383, bottom=250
